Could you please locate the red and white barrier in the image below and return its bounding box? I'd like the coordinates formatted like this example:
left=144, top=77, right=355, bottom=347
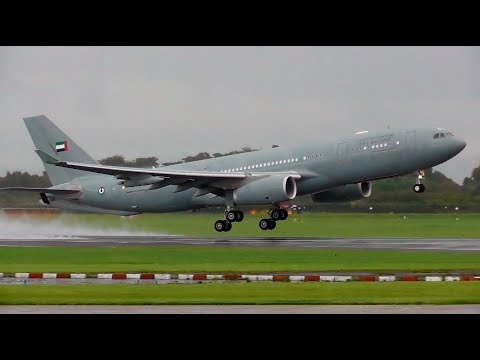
left=258, top=275, right=273, bottom=281
left=242, top=275, right=258, bottom=281
left=43, top=273, right=57, bottom=279
left=71, top=273, right=86, bottom=279
left=178, top=274, right=193, bottom=280
left=154, top=274, right=171, bottom=280
left=97, top=273, right=113, bottom=279
left=206, top=274, right=224, bottom=280
left=445, top=276, right=461, bottom=281
left=289, top=275, right=305, bottom=282
left=357, top=276, right=376, bottom=281
left=15, top=273, right=29, bottom=278
left=378, top=276, right=396, bottom=282
left=126, top=274, right=141, bottom=280
left=3, top=273, right=480, bottom=282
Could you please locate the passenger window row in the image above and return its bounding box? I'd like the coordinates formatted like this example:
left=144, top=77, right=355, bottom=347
left=221, top=158, right=299, bottom=172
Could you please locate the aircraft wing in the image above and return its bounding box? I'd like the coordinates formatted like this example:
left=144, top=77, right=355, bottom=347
left=35, top=149, right=248, bottom=181
left=36, top=150, right=301, bottom=196
left=53, top=161, right=248, bottom=180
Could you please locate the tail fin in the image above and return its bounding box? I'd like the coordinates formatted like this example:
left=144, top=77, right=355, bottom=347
left=24, top=115, right=99, bottom=185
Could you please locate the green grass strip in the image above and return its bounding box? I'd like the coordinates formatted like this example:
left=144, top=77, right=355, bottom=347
left=2, top=246, right=480, bottom=273
left=1, top=282, right=479, bottom=305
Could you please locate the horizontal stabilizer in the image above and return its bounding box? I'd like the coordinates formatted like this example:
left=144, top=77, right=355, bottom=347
left=35, top=150, right=60, bottom=164
left=0, top=187, right=80, bottom=195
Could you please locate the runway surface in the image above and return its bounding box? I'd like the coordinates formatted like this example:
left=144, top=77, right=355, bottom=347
left=1, top=236, right=480, bottom=251
left=1, top=305, right=480, bottom=314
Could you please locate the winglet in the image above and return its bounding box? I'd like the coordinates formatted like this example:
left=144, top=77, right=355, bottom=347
left=35, top=150, right=60, bottom=164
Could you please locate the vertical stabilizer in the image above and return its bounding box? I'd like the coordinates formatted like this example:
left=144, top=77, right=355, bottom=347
left=23, top=115, right=99, bottom=185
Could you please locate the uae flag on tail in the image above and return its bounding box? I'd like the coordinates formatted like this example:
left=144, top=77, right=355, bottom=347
left=55, top=141, right=68, bottom=152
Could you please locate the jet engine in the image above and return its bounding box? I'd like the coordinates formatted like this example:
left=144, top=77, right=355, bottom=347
left=233, top=175, right=297, bottom=205
left=311, top=182, right=372, bottom=203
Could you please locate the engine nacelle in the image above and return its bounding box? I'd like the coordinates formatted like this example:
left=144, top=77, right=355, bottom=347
left=233, top=175, right=297, bottom=205
left=311, top=182, right=372, bottom=203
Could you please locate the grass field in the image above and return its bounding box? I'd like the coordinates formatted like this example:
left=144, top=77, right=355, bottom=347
left=2, top=212, right=479, bottom=305
left=2, top=246, right=480, bottom=273
left=1, top=282, right=479, bottom=305
left=50, top=212, right=480, bottom=238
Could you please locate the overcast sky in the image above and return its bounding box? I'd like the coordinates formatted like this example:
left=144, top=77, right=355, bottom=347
left=0, top=46, right=478, bottom=183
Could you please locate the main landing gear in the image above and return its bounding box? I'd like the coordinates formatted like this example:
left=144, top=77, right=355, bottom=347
left=213, top=206, right=289, bottom=232
left=413, top=170, right=426, bottom=193
left=259, top=208, right=288, bottom=231
left=214, top=209, right=244, bottom=232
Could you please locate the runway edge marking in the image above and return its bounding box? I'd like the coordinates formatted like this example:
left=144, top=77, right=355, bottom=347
left=2, top=273, right=480, bottom=282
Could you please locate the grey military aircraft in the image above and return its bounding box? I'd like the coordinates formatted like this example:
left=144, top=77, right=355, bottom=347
left=0, top=116, right=466, bottom=232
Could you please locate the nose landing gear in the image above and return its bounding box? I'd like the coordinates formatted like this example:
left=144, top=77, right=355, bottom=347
left=413, top=170, right=426, bottom=193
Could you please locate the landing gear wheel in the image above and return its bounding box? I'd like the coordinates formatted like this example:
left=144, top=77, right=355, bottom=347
left=259, top=218, right=270, bottom=231
left=235, top=210, right=244, bottom=222
left=413, top=170, right=426, bottom=193
left=215, top=220, right=232, bottom=232
left=226, top=210, right=237, bottom=222
left=413, top=184, right=425, bottom=193
left=271, top=209, right=282, bottom=221
left=268, top=220, right=276, bottom=230
left=279, top=209, right=288, bottom=220
left=215, top=220, right=225, bottom=232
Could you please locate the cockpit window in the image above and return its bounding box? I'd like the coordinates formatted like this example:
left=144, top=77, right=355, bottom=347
left=434, top=131, right=454, bottom=139
left=434, top=132, right=454, bottom=139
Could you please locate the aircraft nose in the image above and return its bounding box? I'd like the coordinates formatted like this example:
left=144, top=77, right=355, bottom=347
left=454, top=137, right=467, bottom=154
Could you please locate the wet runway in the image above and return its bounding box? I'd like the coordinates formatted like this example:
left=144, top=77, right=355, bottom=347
left=1, top=305, right=480, bottom=314
left=1, top=236, right=480, bottom=251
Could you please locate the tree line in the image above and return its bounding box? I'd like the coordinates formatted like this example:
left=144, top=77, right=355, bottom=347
left=98, top=147, right=257, bottom=167
left=0, top=148, right=479, bottom=212
left=299, top=167, right=480, bottom=213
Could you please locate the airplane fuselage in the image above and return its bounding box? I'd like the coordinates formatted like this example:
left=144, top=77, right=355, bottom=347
left=56, top=127, right=466, bottom=215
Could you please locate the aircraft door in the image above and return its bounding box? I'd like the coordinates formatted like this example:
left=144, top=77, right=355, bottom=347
left=337, top=142, right=349, bottom=162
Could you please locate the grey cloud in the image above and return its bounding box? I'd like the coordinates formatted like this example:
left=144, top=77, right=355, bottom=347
left=0, top=46, right=478, bottom=183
